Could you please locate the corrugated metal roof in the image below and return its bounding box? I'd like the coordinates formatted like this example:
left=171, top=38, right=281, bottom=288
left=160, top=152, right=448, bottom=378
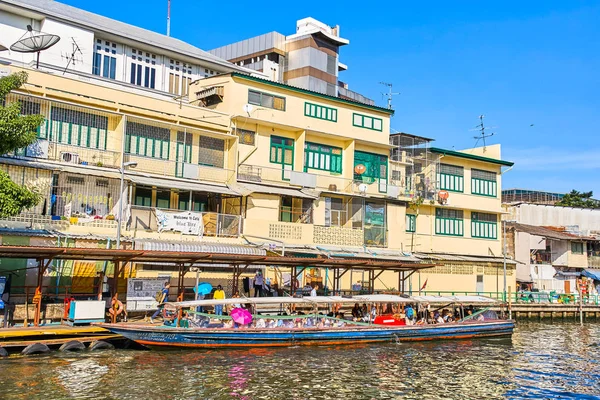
left=0, top=228, right=128, bottom=241
left=135, top=239, right=266, bottom=256
left=3, top=0, right=246, bottom=71
left=128, top=174, right=240, bottom=196
left=415, top=252, right=517, bottom=265
left=234, top=182, right=319, bottom=199
left=507, top=222, right=577, bottom=241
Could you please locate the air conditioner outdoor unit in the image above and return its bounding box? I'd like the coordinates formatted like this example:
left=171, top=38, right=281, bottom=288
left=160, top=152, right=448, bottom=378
left=60, top=152, right=79, bottom=164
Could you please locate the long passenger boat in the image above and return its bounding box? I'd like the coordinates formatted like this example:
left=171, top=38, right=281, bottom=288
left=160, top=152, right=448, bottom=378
left=99, top=295, right=514, bottom=349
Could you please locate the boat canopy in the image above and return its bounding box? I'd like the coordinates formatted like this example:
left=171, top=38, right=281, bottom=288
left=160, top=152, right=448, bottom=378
left=165, top=294, right=498, bottom=309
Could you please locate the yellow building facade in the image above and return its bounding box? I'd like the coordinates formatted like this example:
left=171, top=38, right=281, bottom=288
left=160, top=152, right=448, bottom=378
left=0, top=63, right=516, bottom=296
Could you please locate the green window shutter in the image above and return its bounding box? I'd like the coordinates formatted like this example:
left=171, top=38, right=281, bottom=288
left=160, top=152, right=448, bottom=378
left=304, top=102, right=338, bottom=122
left=471, top=212, right=498, bottom=239
left=406, top=214, right=416, bottom=232
left=435, top=208, right=464, bottom=236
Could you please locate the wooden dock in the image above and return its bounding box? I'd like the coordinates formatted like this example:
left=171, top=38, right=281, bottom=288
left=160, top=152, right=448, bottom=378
left=494, top=303, right=600, bottom=320
left=0, top=324, right=117, bottom=350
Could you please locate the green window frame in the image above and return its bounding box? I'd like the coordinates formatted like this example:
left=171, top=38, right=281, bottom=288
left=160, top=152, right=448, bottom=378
left=304, top=102, right=337, bottom=122
left=571, top=242, right=584, bottom=254
left=352, top=113, right=383, bottom=131
left=471, top=212, right=498, bottom=239
left=354, top=150, right=388, bottom=193
left=437, top=163, right=464, bottom=192
left=406, top=214, right=416, bottom=232
left=125, top=121, right=170, bottom=160
left=471, top=169, right=497, bottom=197
left=304, top=142, right=342, bottom=173
left=134, top=187, right=152, bottom=207
left=270, top=135, right=294, bottom=180
left=248, top=89, right=286, bottom=111
left=156, top=189, right=171, bottom=209
left=435, top=208, right=464, bottom=236
left=48, top=107, right=109, bottom=150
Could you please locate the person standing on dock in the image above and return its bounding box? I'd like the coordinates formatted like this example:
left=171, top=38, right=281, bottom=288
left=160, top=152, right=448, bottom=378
left=253, top=271, right=264, bottom=297
left=150, top=282, right=171, bottom=324
left=213, top=285, right=226, bottom=316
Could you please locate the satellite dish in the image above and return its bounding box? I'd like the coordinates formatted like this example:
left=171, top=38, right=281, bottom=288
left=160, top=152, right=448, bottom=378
left=10, top=25, right=60, bottom=68
left=243, top=104, right=254, bottom=115
left=358, top=183, right=368, bottom=194
left=354, top=164, right=366, bottom=175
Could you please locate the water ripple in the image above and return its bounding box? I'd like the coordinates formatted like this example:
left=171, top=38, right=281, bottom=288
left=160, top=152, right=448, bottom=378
left=1, top=322, right=600, bottom=399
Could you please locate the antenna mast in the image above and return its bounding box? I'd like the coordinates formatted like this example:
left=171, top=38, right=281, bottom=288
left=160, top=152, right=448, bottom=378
left=473, top=114, right=495, bottom=150
left=379, top=82, right=399, bottom=110
left=167, top=0, right=171, bottom=37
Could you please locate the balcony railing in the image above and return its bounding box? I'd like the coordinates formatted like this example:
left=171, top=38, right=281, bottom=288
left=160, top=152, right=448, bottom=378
left=129, top=207, right=242, bottom=237
left=237, top=164, right=408, bottom=199
left=9, top=139, right=121, bottom=169
left=125, top=154, right=235, bottom=184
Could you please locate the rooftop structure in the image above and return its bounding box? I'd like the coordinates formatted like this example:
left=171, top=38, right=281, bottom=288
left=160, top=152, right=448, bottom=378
left=502, top=188, right=566, bottom=205
left=0, top=0, right=257, bottom=99
left=209, top=17, right=374, bottom=105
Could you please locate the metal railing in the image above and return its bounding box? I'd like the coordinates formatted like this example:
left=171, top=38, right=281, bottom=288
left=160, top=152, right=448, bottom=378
left=129, top=207, right=242, bottom=237
left=125, top=154, right=235, bottom=184
left=417, top=290, right=600, bottom=305
left=237, top=163, right=408, bottom=198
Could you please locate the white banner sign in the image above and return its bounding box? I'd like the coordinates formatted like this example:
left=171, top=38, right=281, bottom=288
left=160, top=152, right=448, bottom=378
left=155, top=209, right=204, bottom=236
left=64, top=202, right=72, bottom=218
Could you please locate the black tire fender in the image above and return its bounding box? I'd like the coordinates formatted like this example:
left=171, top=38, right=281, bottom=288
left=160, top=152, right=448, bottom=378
left=0, top=346, right=8, bottom=357
left=59, top=340, right=85, bottom=352
left=89, top=340, right=114, bottom=351
left=21, top=343, right=50, bottom=355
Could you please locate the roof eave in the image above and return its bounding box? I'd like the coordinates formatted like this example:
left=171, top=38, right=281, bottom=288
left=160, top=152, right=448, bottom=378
left=430, top=147, right=514, bottom=167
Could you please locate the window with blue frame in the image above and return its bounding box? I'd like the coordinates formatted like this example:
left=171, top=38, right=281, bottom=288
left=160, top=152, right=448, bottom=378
left=92, top=39, right=117, bottom=80
left=129, top=48, right=157, bottom=89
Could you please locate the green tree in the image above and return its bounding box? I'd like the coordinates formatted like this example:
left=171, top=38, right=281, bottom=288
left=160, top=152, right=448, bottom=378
left=556, top=190, right=600, bottom=209
left=0, top=71, right=44, bottom=217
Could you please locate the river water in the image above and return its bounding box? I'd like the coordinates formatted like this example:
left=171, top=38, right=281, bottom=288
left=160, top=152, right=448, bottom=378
left=1, top=322, right=599, bottom=400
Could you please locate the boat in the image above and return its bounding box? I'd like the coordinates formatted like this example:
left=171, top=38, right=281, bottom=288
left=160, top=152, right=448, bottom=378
left=98, top=294, right=514, bottom=349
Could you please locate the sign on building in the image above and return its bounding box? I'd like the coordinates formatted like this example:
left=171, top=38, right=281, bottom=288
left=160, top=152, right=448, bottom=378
left=126, top=278, right=165, bottom=311
left=155, top=209, right=204, bottom=235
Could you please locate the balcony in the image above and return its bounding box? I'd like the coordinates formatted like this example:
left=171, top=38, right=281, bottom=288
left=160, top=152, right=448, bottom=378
left=130, top=207, right=242, bottom=237
left=589, top=253, right=600, bottom=268
left=237, top=164, right=407, bottom=199
left=125, top=154, right=235, bottom=184
left=10, top=139, right=121, bottom=169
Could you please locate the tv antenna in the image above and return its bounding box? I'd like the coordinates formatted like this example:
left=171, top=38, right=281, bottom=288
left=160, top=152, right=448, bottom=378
left=10, top=25, right=60, bottom=68
left=470, top=115, right=497, bottom=150
left=61, top=38, right=83, bottom=75
left=379, top=82, right=399, bottom=110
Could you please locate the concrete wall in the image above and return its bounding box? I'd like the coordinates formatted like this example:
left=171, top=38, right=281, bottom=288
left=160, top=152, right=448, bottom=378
left=507, top=203, right=600, bottom=235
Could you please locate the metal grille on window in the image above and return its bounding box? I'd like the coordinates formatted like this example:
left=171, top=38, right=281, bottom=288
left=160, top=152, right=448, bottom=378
left=440, top=164, right=464, bottom=176
left=49, top=106, right=109, bottom=149
left=198, top=136, right=225, bottom=167
left=436, top=209, right=464, bottom=219
left=236, top=129, right=256, bottom=146
left=125, top=121, right=170, bottom=159
left=472, top=212, right=497, bottom=222
left=471, top=169, right=496, bottom=181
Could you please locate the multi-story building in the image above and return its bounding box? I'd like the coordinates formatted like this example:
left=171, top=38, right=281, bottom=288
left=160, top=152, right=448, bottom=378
left=209, top=17, right=373, bottom=105
left=0, top=0, right=516, bottom=298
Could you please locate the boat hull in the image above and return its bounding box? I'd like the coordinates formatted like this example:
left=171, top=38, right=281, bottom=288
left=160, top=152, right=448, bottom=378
left=99, top=320, right=514, bottom=348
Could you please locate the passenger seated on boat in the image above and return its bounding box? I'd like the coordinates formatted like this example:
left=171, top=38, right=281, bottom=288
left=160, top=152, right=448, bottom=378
left=254, top=318, right=266, bottom=328
left=352, top=303, right=362, bottom=320
left=435, top=312, right=444, bottom=324
left=476, top=313, right=485, bottom=321
left=384, top=303, right=394, bottom=314
left=415, top=317, right=427, bottom=325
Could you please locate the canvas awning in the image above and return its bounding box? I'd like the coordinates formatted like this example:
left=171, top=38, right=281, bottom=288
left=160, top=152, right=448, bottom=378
left=582, top=269, right=600, bottom=281
left=128, top=174, right=240, bottom=196
left=135, top=239, right=266, bottom=256
left=234, top=182, right=319, bottom=199
left=554, top=270, right=581, bottom=278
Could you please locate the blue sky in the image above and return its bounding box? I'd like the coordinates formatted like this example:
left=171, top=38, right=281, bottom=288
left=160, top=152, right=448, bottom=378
left=65, top=0, right=600, bottom=195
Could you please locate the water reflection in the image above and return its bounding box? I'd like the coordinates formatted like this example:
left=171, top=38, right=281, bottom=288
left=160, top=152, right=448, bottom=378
left=1, top=322, right=599, bottom=399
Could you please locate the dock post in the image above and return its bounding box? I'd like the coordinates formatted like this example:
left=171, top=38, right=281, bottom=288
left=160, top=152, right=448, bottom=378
left=508, top=286, right=512, bottom=320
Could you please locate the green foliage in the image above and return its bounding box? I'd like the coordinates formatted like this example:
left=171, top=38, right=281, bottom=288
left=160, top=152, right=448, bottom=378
left=556, top=190, right=600, bottom=209
left=0, top=71, right=43, bottom=216
left=0, top=170, right=40, bottom=217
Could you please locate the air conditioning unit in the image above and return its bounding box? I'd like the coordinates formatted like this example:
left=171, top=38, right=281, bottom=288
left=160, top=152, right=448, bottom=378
left=60, top=152, right=79, bottom=164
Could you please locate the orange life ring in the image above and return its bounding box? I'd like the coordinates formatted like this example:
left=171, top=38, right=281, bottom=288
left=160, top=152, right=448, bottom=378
left=109, top=298, right=124, bottom=316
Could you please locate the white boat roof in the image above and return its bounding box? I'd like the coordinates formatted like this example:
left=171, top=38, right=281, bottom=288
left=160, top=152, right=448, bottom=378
left=166, top=294, right=496, bottom=308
